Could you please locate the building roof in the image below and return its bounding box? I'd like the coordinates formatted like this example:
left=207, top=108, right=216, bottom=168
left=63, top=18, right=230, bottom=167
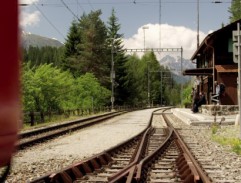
left=183, top=68, right=213, bottom=76
left=191, top=19, right=241, bottom=60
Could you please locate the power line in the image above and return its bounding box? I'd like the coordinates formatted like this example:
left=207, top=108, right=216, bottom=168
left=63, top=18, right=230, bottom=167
left=87, top=0, right=95, bottom=10
left=60, top=0, right=80, bottom=21
left=33, top=3, right=65, bottom=40
left=159, top=0, right=162, bottom=49
left=76, top=0, right=85, bottom=17
left=24, top=1, right=232, bottom=6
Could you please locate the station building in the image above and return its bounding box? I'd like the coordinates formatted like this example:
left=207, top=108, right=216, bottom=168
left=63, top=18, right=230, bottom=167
left=183, top=19, right=241, bottom=115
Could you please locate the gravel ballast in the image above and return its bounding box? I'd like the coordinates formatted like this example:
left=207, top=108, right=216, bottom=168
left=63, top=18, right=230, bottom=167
left=3, top=108, right=241, bottom=182
left=6, top=109, right=156, bottom=182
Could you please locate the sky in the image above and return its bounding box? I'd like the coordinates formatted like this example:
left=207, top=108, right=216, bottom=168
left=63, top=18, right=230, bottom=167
left=19, top=0, right=232, bottom=59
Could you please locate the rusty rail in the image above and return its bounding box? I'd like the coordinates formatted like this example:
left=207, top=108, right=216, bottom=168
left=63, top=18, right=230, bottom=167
left=117, top=111, right=212, bottom=183
left=19, top=111, right=126, bottom=149
left=164, top=113, right=212, bottom=183
left=30, top=108, right=163, bottom=183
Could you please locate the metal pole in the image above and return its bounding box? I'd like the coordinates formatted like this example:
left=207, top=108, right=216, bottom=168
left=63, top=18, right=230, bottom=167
left=197, top=0, right=199, bottom=48
left=111, top=39, right=115, bottom=111
left=143, top=27, right=146, bottom=50
left=142, top=26, right=149, bottom=51
left=160, top=71, right=162, bottom=106
left=181, top=47, right=183, bottom=106
left=144, top=30, right=146, bottom=51
left=159, top=0, right=162, bottom=49
left=237, top=22, right=241, bottom=139
left=148, top=62, right=150, bottom=107
left=143, top=26, right=149, bottom=107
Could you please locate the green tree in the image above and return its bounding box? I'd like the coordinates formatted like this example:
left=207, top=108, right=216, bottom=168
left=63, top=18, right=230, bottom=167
left=123, top=51, right=179, bottom=106
left=78, top=10, right=108, bottom=82
left=143, top=52, right=162, bottom=106
left=106, top=8, right=128, bottom=105
left=72, top=73, right=111, bottom=109
left=123, top=52, right=161, bottom=106
left=62, top=20, right=82, bottom=76
left=182, top=81, right=193, bottom=107
left=23, top=46, right=64, bottom=67
left=63, top=10, right=109, bottom=84
left=123, top=54, right=143, bottom=105
left=22, top=63, right=74, bottom=113
left=229, top=0, right=241, bottom=22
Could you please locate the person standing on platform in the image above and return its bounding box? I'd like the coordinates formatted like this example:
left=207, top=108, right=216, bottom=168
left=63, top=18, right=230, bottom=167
left=191, top=87, right=195, bottom=111
left=214, top=81, right=220, bottom=104
left=192, top=91, right=200, bottom=113
left=198, top=92, right=206, bottom=107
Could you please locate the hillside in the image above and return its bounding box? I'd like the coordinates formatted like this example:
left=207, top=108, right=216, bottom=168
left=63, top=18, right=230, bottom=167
left=21, top=31, right=63, bottom=48
left=159, top=55, right=196, bottom=83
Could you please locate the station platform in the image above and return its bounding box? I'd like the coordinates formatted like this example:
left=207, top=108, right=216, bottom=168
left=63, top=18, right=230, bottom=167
left=172, top=108, right=237, bottom=125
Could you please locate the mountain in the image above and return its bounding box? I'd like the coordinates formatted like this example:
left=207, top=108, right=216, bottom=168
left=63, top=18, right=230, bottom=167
left=159, top=55, right=196, bottom=83
left=21, top=31, right=64, bottom=48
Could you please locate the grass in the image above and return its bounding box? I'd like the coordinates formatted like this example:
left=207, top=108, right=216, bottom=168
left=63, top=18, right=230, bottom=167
left=211, top=125, right=241, bottom=155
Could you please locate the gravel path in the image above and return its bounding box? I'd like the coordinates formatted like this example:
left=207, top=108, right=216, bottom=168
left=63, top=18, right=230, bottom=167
left=6, top=108, right=157, bottom=183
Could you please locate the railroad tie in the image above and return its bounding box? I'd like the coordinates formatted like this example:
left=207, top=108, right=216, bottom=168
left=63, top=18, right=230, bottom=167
left=176, top=153, right=200, bottom=183
left=71, top=166, right=84, bottom=179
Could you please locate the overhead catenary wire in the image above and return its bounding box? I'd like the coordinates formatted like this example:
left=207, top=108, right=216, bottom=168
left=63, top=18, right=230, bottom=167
left=60, top=0, right=80, bottom=21
left=75, top=0, right=85, bottom=17
left=26, top=0, right=232, bottom=7
left=33, top=3, right=65, bottom=40
left=159, top=0, right=162, bottom=49
left=87, top=0, right=95, bottom=10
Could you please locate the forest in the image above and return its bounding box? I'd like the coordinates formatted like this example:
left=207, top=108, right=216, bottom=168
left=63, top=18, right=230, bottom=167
left=22, top=9, right=193, bottom=124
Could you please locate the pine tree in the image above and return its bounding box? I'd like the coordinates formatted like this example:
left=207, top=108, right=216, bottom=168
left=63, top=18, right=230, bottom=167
left=106, top=8, right=128, bottom=105
left=63, top=10, right=109, bottom=83
left=62, top=20, right=82, bottom=77
left=229, top=0, right=241, bottom=22
left=78, top=10, right=109, bottom=83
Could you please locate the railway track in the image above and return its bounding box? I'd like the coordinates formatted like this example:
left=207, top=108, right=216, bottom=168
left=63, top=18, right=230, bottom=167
left=18, top=111, right=126, bottom=149
left=30, top=108, right=167, bottom=183
left=30, top=108, right=235, bottom=183
left=166, top=113, right=236, bottom=183
left=127, top=113, right=211, bottom=183
left=29, top=118, right=152, bottom=183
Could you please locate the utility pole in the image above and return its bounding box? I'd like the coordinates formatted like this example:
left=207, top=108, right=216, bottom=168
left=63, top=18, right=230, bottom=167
left=197, top=0, right=200, bottom=48
left=237, top=23, right=241, bottom=139
left=232, top=22, right=241, bottom=138
left=142, top=26, right=149, bottom=51
left=181, top=47, right=183, bottom=106
left=111, top=38, right=115, bottom=111
left=142, top=26, right=150, bottom=107
left=148, top=61, right=150, bottom=107
left=159, top=0, right=162, bottom=49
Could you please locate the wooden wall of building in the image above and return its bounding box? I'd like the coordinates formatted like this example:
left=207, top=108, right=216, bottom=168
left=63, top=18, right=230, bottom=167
left=218, top=73, right=238, bottom=105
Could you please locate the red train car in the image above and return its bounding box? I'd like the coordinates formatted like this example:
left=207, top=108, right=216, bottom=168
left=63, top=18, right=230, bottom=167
left=0, top=1, right=21, bottom=180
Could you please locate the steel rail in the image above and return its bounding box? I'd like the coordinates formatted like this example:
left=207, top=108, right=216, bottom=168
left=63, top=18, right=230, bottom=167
left=108, top=108, right=172, bottom=183
left=107, top=127, right=152, bottom=183
left=122, top=110, right=212, bottom=183
left=18, top=111, right=126, bottom=149
left=20, top=111, right=124, bottom=138
left=163, top=114, right=212, bottom=183
left=29, top=108, right=163, bottom=183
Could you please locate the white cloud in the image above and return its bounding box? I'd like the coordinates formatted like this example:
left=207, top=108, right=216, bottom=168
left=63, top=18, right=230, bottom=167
left=20, top=11, right=40, bottom=28
left=20, top=0, right=41, bottom=28
left=20, top=0, right=39, bottom=5
left=123, top=23, right=207, bottom=59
